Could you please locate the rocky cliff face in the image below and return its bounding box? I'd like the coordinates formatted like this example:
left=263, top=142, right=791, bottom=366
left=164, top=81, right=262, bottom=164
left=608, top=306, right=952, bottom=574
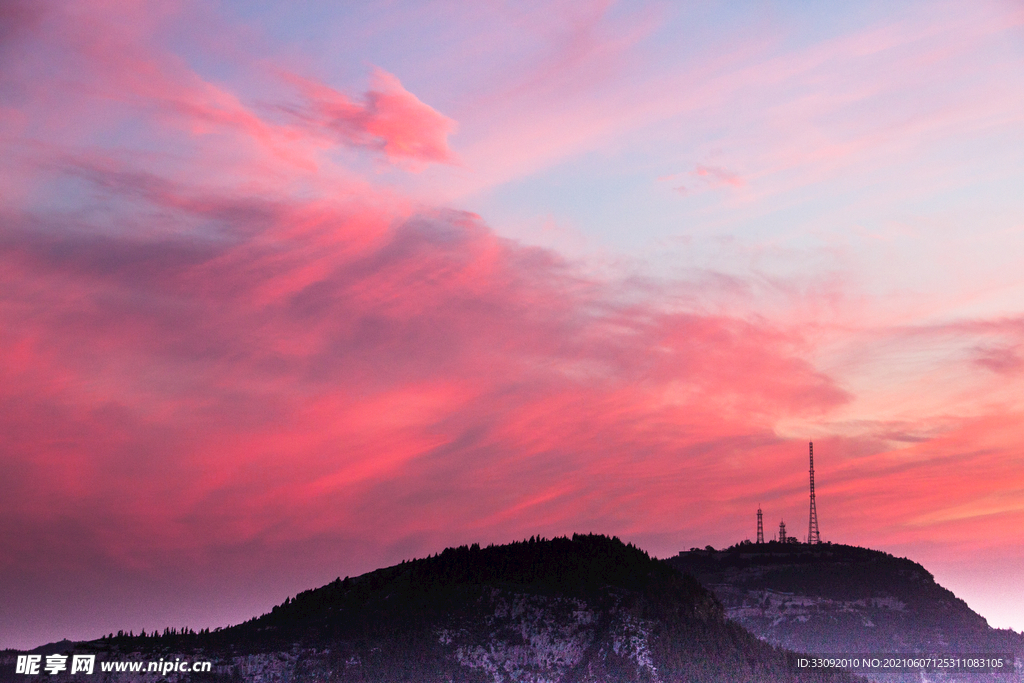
left=667, top=542, right=1023, bottom=683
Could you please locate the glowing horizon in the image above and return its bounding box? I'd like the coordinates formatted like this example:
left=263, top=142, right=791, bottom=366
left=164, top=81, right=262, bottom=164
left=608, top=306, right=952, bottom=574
left=1, top=0, right=1022, bottom=649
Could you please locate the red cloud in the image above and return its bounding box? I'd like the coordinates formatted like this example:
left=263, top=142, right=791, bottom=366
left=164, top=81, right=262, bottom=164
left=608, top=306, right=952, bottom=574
left=4, top=0, right=1023, bottom=650
left=1, top=3, right=454, bottom=179
left=0, top=159, right=851, bottom=647
left=283, top=68, right=457, bottom=165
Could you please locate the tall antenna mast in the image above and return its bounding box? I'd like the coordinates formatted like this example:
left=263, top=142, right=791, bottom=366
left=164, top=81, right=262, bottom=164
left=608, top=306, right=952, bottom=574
left=808, top=441, right=821, bottom=544
left=756, top=505, right=764, bottom=544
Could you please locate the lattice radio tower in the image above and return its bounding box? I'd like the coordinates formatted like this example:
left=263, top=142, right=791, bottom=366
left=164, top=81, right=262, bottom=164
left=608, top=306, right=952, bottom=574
left=808, top=441, right=821, bottom=544
left=756, top=505, right=764, bottom=544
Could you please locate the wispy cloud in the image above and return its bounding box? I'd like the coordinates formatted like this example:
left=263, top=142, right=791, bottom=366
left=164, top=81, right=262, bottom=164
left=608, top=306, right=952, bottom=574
left=281, top=68, right=457, bottom=166
left=3, top=0, right=1024, bottom=646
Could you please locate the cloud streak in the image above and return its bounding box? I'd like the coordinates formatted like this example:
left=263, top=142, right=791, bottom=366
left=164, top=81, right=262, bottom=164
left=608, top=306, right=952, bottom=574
left=282, top=68, right=457, bottom=165
left=2, top=0, right=1024, bottom=647
left=0, top=152, right=851, bottom=644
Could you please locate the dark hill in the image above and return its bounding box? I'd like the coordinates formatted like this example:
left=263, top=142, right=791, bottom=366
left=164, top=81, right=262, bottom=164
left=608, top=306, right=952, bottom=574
left=667, top=541, right=1023, bottom=682
left=1, top=535, right=862, bottom=682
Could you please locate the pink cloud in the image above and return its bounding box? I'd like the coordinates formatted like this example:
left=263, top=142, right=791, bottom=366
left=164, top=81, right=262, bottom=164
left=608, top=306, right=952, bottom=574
left=1, top=2, right=454, bottom=185
left=0, top=0, right=42, bottom=48
left=694, top=164, right=744, bottom=188
left=3, top=0, right=1024, bottom=648
left=282, top=68, right=457, bottom=166
left=661, top=164, right=745, bottom=195
left=0, top=140, right=850, bottom=643
left=973, top=345, right=1023, bottom=374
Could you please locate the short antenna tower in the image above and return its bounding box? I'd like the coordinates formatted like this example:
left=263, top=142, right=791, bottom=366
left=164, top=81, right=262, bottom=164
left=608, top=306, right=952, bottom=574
left=808, top=441, right=821, bottom=544
left=756, top=505, right=764, bottom=544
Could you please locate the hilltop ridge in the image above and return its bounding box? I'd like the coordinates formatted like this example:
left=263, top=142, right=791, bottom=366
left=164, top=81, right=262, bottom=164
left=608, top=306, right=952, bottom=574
left=667, top=541, right=1023, bottom=682
left=2, top=535, right=861, bottom=683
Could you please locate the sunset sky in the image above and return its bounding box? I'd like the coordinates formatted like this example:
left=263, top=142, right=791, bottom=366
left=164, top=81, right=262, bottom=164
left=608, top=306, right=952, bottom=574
left=2, top=0, right=1023, bottom=649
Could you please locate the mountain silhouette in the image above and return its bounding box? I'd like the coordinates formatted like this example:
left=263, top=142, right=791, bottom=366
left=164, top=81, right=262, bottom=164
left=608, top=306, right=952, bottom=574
left=667, top=541, right=1023, bottom=683
left=2, top=535, right=861, bottom=682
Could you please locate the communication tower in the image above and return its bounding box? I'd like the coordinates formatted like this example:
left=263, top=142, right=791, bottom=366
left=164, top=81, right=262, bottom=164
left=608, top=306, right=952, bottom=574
left=778, top=520, right=787, bottom=543
left=808, top=441, right=821, bottom=544
left=756, top=505, right=764, bottom=544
